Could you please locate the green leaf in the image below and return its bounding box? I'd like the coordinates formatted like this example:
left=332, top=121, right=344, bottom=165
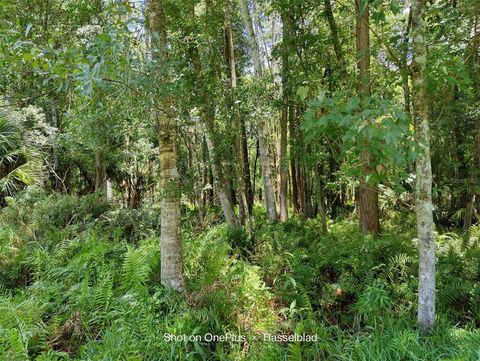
left=296, top=85, right=309, bottom=101
left=390, top=0, right=400, bottom=14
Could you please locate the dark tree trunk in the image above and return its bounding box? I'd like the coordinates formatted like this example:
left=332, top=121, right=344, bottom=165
left=355, top=0, right=381, bottom=235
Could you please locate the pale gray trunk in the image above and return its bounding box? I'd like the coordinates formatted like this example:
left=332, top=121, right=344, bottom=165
left=149, top=0, right=185, bottom=293
left=157, top=106, right=185, bottom=292
left=51, top=102, right=61, bottom=191
left=411, top=0, right=435, bottom=335
left=106, top=178, right=113, bottom=200
left=239, top=0, right=277, bottom=221
left=204, top=128, right=239, bottom=228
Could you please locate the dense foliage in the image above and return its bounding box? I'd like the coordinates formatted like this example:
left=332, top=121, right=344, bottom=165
left=1, top=190, right=480, bottom=360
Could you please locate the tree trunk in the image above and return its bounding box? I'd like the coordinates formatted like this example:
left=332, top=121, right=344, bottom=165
left=279, top=11, right=290, bottom=221
left=204, top=127, right=239, bottom=228
left=94, top=151, right=106, bottom=193
left=149, top=0, right=185, bottom=293
left=106, top=178, right=113, bottom=200
left=402, top=8, right=412, bottom=114
left=315, top=165, right=328, bottom=232
left=51, top=101, right=62, bottom=192
left=355, top=0, right=381, bottom=235
left=324, top=0, right=347, bottom=79
left=464, top=17, right=480, bottom=231
left=411, top=0, right=436, bottom=335
left=239, top=0, right=277, bottom=221
left=463, top=119, right=480, bottom=230
left=225, top=8, right=251, bottom=229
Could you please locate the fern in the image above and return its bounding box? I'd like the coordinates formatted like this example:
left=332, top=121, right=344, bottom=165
left=94, top=271, right=114, bottom=310
left=287, top=341, right=303, bottom=361
left=121, top=246, right=151, bottom=292
left=6, top=328, right=29, bottom=360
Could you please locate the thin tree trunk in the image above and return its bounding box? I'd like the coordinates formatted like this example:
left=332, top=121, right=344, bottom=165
left=106, top=179, right=113, bottom=200
left=402, top=8, right=412, bottom=114
left=315, top=165, right=328, bottom=232
left=239, top=0, right=277, bottom=221
left=279, top=11, right=290, bottom=221
left=94, top=151, right=106, bottom=192
left=225, top=6, right=251, bottom=228
left=355, top=0, right=381, bottom=235
left=204, top=128, right=239, bottom=228
left=51, top=101, right=62, bottom=192
left=464, top=17, right=480, bottom=231
left=463, top=120, right=480, bottom=230
left=149, top=0, right=185, bottom=293
left=411, top=0, right=435, bottom=335
left=324, top=0, right=347, bottom=79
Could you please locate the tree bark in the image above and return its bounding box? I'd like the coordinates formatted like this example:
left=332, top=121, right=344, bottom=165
left=51, top=101, right=62, bottom=192
left=204, top=127, right=239, bottom=228
left=402, top=8, right=412, bottom=114
left=324, top=0, right=347, bottom=79
left=279, top=11, right=290, bottom=221
left=94, top=151, right=106, bottom=193
left=315, top=165, right=328, bottom=232
left=411, top=0, right=436, bottom=335
left=464, top=17, right=480, bottom=231
left=355, top=0, right=381, bottom=235
left=149, top=0, right=185, bottom=293
left=225, top=7, right=251, bottom=228
left=239, top=0, right=277, bottom=221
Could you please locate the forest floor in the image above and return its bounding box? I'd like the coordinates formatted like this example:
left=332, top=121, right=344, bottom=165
left=1, top=188, right=480, bottom=360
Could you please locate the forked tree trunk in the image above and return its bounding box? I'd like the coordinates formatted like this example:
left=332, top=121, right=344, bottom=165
left=239, top=0, right=277, bottom=221
left=355, top=0, right=381, bottom=235
left=411, top=0, right=436, bottom=335
left=149, top=0, right=185, bottom=293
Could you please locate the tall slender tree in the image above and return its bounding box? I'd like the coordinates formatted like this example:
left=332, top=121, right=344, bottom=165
left=279, top=10, right=290, bottom=222
left=355, top=0, right=381, bottom=235
left=225, top=3, right=251, bottom=228
left=411, top=0, right=436, bottom=334
left=148, top=0, right=185, bottom=292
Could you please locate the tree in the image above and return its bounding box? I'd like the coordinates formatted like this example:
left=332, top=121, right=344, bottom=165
left=239, top=0, right=277, bottom=222
left=225, top=2, right=251, bottom=228
left=355, top=0, right=381, bottom=235
left=148, top=0, right=185, bottom=293
left=279, top=10, right=290, bottom=222
left=411, top=0, right=435, bottom=334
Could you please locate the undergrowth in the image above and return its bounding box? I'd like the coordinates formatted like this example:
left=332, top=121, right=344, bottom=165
left=1, top=188, right=479, bottom=360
